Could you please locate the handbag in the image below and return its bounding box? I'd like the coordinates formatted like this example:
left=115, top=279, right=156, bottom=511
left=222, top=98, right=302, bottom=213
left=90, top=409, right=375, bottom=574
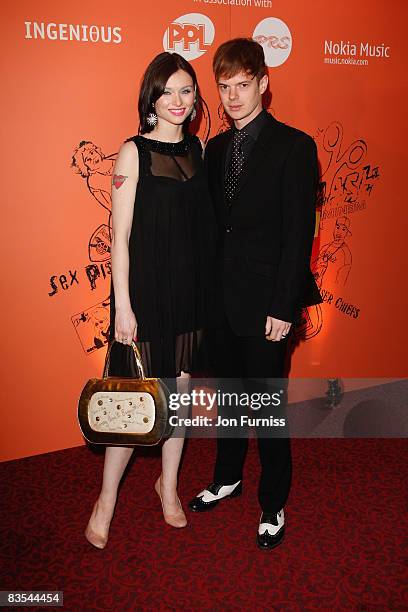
left=78, top=340, right=172, bottom=445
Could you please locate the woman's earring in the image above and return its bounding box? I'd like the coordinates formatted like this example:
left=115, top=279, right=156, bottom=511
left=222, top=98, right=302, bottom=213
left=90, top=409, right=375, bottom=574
left=190, top=102, right=197, bottom=122
left=147, top=112, right=158, bottom=127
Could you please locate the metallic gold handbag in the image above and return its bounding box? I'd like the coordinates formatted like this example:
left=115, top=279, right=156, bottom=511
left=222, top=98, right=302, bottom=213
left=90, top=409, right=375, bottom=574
left=78, top=340, right=172, bottom=446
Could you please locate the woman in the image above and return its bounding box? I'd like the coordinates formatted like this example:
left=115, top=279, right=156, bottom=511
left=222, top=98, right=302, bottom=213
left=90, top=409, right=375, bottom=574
left=85, top=52, right=215, bottom=548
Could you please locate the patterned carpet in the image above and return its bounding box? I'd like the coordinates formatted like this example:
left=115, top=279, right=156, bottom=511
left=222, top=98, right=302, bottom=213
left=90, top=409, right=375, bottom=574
left=1, top=438, right=407, bottom=611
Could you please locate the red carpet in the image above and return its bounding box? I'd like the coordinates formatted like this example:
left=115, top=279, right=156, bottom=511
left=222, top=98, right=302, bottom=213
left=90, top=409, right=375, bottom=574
left=1, top=439, right=407, bottom=611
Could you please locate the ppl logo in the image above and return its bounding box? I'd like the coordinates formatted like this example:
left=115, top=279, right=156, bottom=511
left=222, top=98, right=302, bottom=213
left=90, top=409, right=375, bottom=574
left=163, top=13, right=215, bottom=61
left=253, top=17, right=292, bottom=67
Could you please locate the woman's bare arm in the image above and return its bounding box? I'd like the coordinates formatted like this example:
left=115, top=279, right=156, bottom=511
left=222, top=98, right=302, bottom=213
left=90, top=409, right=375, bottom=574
left=110, top=140, right=139, bottom=342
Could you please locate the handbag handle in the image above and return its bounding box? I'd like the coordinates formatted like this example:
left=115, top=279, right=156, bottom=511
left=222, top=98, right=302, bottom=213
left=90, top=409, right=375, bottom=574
left=103, top=340, right=145, bottom=380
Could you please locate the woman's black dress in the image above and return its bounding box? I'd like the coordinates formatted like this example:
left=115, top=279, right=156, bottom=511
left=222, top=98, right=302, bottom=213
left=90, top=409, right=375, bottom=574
left=108, top=133, right=216, bottom=379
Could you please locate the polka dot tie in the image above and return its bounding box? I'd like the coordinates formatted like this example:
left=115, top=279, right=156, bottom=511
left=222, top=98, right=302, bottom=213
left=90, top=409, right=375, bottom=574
left=225, top=129, right=248, bottom=202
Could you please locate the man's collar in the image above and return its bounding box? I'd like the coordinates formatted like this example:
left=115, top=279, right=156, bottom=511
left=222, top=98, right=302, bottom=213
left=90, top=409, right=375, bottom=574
left=234, top=108, right=268, bottom=140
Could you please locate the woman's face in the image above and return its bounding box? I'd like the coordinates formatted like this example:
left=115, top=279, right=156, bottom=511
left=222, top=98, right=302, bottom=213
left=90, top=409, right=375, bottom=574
left=154, top=69, right=195, bottom=127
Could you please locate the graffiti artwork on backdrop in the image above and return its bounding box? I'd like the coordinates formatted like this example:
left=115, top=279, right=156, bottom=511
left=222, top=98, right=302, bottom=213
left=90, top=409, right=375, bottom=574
left=72, top=297, right=111, bottom=355
left=296, top=214, right=358, bottom=340
left=316, top=121, right=380, bottom=223
left=313, top=216, right=352, bottom=289
left=309, top=214, right=360, bottom=323
left=71, top=140, right=117, bottom=261
left=297, top=118, right=379, bottom=340
left=65, top=142, right=116, bottom=354
left=306, top=120, right=380, bottom=331
left=292, top=119, right=378, bottom=339
left=46, top=142, right=116, bottom=356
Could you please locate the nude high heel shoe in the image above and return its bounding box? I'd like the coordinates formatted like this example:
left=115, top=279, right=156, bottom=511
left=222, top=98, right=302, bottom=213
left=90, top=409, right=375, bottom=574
left=154, top=476, right=187, bottom=528
left=84, top=500, right=111, bottom=549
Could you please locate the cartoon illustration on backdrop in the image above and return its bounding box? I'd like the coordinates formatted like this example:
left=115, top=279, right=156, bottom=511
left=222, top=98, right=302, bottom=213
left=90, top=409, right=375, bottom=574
left=293, top=304, right=323, bottom=342
left=71, top=141, right=117, bottom=261
left=303, top=122, right=380, bottom=332
left=299, top=120, right=381, bottom=338
left=72, top=299, right=111, bottom=355
left=313, top=216, right=353, bottom=288
left=316, top=121, right=380, bottom=224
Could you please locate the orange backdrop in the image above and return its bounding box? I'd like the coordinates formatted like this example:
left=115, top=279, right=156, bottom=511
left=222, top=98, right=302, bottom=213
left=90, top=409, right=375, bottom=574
left=1, top=0, right=407, bottom=461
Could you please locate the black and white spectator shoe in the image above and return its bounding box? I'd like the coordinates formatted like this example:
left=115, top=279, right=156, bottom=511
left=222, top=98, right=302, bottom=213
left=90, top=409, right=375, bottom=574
left=188, top=481, right=242, bottom=512
left=257, top=509, right=285, bottom=550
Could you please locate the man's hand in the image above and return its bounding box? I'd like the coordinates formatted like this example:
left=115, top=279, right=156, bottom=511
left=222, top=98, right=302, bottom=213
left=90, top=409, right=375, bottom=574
left=265, top=316, right=292, bottom=342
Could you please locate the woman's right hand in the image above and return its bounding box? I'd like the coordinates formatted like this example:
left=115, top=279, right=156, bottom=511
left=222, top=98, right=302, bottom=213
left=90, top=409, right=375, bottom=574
left=114, top=308, right=137, bottom=345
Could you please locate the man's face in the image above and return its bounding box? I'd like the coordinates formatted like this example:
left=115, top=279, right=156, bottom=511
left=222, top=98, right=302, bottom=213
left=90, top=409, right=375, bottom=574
left=217, top=71, right=268, bottom=126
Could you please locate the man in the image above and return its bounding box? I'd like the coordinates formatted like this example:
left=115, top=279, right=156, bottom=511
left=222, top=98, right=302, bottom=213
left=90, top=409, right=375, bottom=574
left=189, top=38, right=321, bottom=550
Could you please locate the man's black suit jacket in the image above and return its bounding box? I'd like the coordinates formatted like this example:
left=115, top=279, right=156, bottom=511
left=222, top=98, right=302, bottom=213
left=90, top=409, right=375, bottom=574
left=205, top=112, right=322, bottom=336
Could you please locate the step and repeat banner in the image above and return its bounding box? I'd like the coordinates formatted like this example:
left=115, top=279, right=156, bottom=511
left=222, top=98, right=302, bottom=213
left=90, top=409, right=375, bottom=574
left=1, top=1, right=406, bottom=460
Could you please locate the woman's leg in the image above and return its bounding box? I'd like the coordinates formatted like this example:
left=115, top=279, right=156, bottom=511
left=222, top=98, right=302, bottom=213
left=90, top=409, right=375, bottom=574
left=85, top=446, right=134, bottom=546
left=157, top=372, right=189, bottom=520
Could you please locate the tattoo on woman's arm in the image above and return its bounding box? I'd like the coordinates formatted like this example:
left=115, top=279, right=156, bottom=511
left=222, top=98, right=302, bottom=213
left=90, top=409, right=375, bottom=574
left=112, top=174, right=128, bottom=189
